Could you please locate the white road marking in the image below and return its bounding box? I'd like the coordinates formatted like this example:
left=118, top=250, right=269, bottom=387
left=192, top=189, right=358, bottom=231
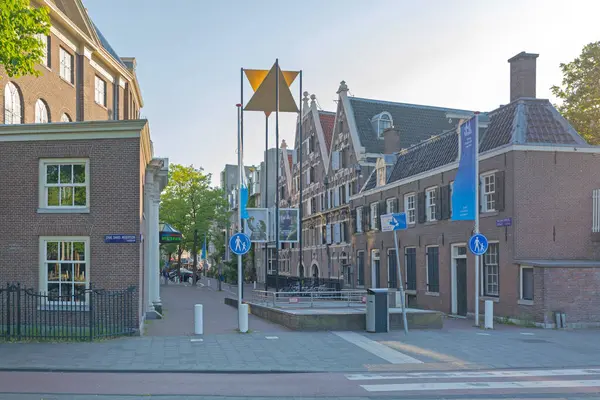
left=333, top=332, right=422, bottom=364
left=346, top=368, right=600, bottom=381
left=190, top=338, right=203, bottom=342
left=361, top=379, right=600, bottom=392
left=476, top=332, right=491, bottom=336
left=265, top=336, right=279, bottom=340
left=520, top=332, right=535, bottom=335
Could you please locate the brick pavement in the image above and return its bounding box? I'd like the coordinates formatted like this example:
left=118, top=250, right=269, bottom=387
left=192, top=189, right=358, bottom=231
left=145, top=278, right=285, bottom=335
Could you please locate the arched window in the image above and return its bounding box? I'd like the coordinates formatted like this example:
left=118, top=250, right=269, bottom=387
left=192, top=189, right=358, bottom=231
left=371, top=112, right=393, bottom=137
left=4, top=82, right=22, bottom=124
left=35, top=99, right=50, bottom=123
left=61, top=113, right=72, bottom=122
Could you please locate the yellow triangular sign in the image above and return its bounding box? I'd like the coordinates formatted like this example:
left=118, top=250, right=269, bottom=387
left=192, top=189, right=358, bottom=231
left=244, top=63, right=299, bottom=113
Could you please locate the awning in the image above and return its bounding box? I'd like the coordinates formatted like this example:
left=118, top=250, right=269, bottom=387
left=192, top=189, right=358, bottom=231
left=159, top=223, right=182, bottom=244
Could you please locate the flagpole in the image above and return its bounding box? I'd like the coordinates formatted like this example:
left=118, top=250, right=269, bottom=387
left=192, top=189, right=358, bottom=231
left=474, top=111, right=480, bottom=327
left=298, top=70, right=303, bottom=284
left=274, top=59, right=280, bottom=293
left=264, top=113, right=269, bottom=291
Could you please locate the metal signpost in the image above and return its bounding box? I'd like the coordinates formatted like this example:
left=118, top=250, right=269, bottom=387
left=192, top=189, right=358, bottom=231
left=380, top=212, right=409, bottom=335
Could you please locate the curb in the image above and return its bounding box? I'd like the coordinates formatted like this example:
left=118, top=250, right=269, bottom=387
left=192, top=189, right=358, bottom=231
left=0, top=367, right=346, bottom=374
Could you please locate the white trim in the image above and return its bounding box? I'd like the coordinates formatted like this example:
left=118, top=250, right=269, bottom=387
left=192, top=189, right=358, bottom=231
left=90, top=59, right=115, bottom=83
left=118, top=76, right=127, bottom=89
left=0, top=119, right=146, bottom=139
left=50, top=26, right=77, bottom=52
left=82, top=46, right=93, bottom=60
left=337, top=90, right=365, bottom=165
left=403, top=192, right=416, bottom=225
left=481, top=241, right=500, bottom=297
left=351, top=143, right=600, bottom=200
left=312, top=107, right=330, bottom=171
left=38, top=158, right=90, bottom=211
left=425, top=186, right=437, bottom=222
left=0, top=131, right=139, bottom=142
left=519, top=265, right=534, bottom=303
left=371, top=249, right=380, bottom=288
left=480, top=170, right=498, bottom=213
left=39, top=235, right=91, bottom=306
left=450, top=243, right=467, bottom=315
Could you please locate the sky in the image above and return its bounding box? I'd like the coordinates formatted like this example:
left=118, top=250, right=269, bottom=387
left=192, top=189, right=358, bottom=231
left=84, top=0, right=599, bottom=186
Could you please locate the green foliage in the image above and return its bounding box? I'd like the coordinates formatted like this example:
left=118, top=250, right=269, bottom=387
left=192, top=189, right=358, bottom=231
left=159, top=164, right=230, bottom=256
left=551, top=41, right=600, bottom=144
left=0, top=0, right=51, bottom=78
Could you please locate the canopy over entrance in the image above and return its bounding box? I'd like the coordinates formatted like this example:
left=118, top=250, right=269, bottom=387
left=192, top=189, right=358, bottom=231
left=159, top=223, right=182, bottom=244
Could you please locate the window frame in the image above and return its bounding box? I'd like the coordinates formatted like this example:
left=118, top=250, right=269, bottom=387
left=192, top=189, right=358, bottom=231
left=425, top=187, right=437, bottom=222
left=38, top=34, right=50, bottom=68
left=370, top=202, right=378, bottom=230
left=404, top=193, right=416, bottom=224
left=482, top=241, right=500, bottom=297
left=94, top=75, right=107, bottom=107
left=59, top=47, right=74, bottom=84
left=519, top=265, right=534, bottom=303
left=4, top=82, right=22, bottom=125
left=60, top=113, right=72, bottom=122
left=386, top=198, right=396, bottom=214
left=38, top=158, right=90, bottom=213
left=35, top=99, right=50, bottom=123
left=481, top=171, right=497, bottom=212
left=39, top=236, right=90, bottom=307
left=425, top=245, right=439, bottom=294
left=356, top=206, right=363, bottom=233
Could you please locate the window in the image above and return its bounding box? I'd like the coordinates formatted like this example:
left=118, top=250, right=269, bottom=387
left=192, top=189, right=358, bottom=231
left=356, top=206, right=363, bottom=233
left=405, top=247, right=417, bottom=290
left=404, top=193, right=416, bottom=224
left=61, top=113, right=72, bottom=122
left=482, top=173, right=496, bottom=212
left=483, top=242, right=499, bottom=297
left=35, top=99, right=49, bottom=123
left=59, top=47, right=74, bottom=83
left=370, top=202, right=378, bottom=230
left=94, top=76, right=107, bottom=106
left=40, top=159, right=89, bottom=209
left=520, top=266, right=534, bottom=301
left=372, top=112, right=393, bottom=137
left=38, top=34, right=50, bottom=68
left=41, top=237, right=89, bottom=304
left=426, top=187, right=437, bottom=221
left=357, top=251, right=365, bottom=286
left=4, top=82, right=22, bottom=124
left=426, top=246, right=439, bottom=293
left=386, top=198, right=397, bottom=214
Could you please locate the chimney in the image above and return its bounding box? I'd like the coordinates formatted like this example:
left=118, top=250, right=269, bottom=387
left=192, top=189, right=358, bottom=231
left=383, top=127, right=401, bottom=154
left=508, top=51, right=539, bottom=102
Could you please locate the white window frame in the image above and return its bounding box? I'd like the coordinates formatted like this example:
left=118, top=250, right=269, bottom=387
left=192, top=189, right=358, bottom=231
left=94, top=75, right=107, bottom=106
left=38, top=34, right=50, bottom=68
left=38, top=158, right=90, bottom=212
left=482, top=241, right=500, bottom=297
left=35, top=99, right=49, bottom=123
left=60, top=113, right=72, bottom=122
left=370, top=202, right=378, bottom=230
left=426, top=187, right=437, bottom=221
left=404, top=193, right=416, bottom=224
left=386, top=198, right=396, bottom=214
left=481, top=171, right=496, bottom=212
left=4, top=82, right=22, bottom=124
left=59, top=47, right=74, bottom=84
left=356, top=206, right=363, bottom=233
left=39, top=236, right=90, bottom=307
left=519, top=265, right=534, bottom=303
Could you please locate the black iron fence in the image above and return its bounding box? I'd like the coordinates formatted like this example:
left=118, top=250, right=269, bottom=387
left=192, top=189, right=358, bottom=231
left=267, top=275, right=342, bottom=292
left=0, top=283, right=137, bottom=341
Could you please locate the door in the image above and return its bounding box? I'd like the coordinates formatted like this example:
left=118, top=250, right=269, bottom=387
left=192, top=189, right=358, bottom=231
left=456, top=258, right=467, bottom=316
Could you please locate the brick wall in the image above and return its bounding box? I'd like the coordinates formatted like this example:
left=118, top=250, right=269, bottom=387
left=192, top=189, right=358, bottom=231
left=0, top=138, right=142, bottom=322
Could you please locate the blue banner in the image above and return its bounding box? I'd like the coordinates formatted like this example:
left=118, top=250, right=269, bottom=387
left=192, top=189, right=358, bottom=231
left=201, top=235, right=207, bottom=260
left=240, top=186, right=249, bottom=219
left=451, top=116, right=477, bottom=221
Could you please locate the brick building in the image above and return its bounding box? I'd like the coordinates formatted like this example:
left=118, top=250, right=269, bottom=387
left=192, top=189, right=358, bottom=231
left=0, top=0, right=167, bottom=332
left=350, top=52, right=600, bottom=327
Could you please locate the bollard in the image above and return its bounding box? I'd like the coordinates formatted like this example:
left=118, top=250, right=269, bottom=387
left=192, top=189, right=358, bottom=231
left=253, top=281, right=256, bottom=289
left=239, top=303, right=249, bottom=333
left=194, top=304, right=203, bottom=335
left=484, top=300, right=494, bottom=329
left=561, top=313, right=567, bottom=329
left=207, top=278, right=211, bottom=287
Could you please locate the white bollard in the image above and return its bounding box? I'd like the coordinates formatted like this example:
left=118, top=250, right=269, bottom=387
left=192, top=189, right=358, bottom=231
left=484, top=300, right=494, bottom=329
left=239, top=303, right=249, bottom=333
left=253, top=281, right=256, bottom=289
left=207, top=278, right=211, bottom=287
left=194, top=304, right=203, bottom=335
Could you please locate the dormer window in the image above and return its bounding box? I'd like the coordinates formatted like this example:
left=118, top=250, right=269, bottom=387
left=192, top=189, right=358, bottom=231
left=371, top=112, right=393, bottom=138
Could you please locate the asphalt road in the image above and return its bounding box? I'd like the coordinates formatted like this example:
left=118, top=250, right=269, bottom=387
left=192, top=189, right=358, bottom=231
left=2, top=368, right=600, bottom=399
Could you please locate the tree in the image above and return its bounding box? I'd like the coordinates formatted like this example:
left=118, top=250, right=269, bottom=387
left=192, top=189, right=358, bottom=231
left=159, top=164, right=229, bottom=284
left=551, top=41, right=600, bottom=144
left=0, top=0, right=51, bottom=78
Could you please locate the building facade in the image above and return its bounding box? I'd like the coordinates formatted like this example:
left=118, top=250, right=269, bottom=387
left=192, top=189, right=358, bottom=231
left=350, top=52, right=600, bottom=327
left=0, top=0, right=165, bottom=332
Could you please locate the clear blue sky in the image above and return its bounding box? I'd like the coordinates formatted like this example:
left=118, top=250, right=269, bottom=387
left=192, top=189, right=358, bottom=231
left=84, top=0, right=598, bottom=184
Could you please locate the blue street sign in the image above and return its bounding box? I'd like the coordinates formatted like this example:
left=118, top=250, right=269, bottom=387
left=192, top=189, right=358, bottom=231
left=469, top=233, right=488, bottom=256
left=380, top=213, right=408, bottom=232
left=229, top=232, right=251, bottom=256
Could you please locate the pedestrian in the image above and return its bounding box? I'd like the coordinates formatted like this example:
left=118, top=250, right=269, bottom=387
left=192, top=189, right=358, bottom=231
left=162, top=267, right=169, bottom=285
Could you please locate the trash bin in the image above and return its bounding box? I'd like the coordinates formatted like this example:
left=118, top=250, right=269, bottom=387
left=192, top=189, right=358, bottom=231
left=366, top=288, right=389, bottom=333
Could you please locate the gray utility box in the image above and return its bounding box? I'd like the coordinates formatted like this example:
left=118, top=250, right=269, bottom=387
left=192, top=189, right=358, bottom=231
left=366, top=288, right=389, bottom=333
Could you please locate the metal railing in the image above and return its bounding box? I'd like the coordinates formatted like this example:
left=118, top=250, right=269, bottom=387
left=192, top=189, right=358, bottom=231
left=252, top=289, right=367, bottom=308
left=0, top=283, right=137, bottom=341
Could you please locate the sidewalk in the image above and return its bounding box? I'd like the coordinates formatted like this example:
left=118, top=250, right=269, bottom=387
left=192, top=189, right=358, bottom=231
left=145, top=278, right=285, bottom=335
